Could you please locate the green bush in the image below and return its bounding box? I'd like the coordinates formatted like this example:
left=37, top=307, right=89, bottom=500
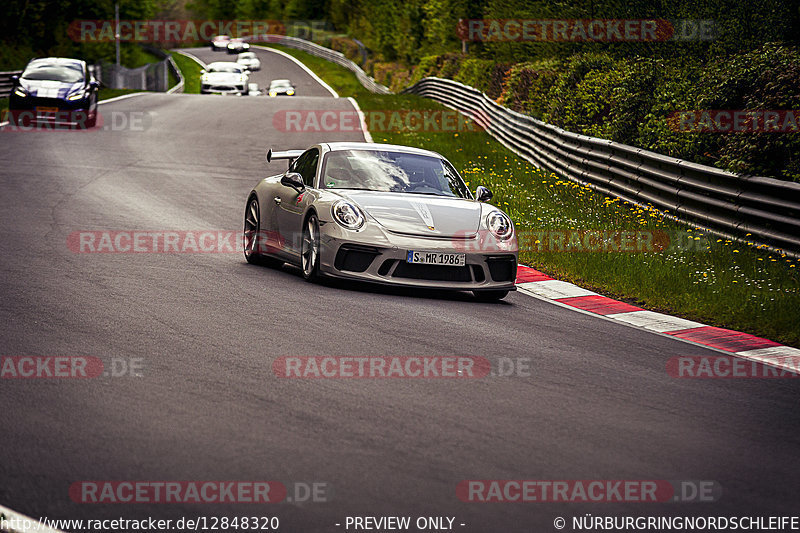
left=453, top=58, right=494, bottom=92
left=705, top=44, right=800, bottom=182
left=497, top=59, right=560, bottom=118
left=408, top=53, right=462, bottom=84
left=538, top=53, right=621, bottom=138
left=408, top=55, right=443, bottom=85
left=330, top=36, right=363, bottom=63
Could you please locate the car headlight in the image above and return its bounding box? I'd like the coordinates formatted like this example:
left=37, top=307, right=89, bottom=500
left=67, top=91, right=85, bottom=101
left=332, top=200, right=365, bottom=230
left=269, top=91, right=277, bottom=97
left=13, top=87, right=27, bottom=97
left=487, top=211, right=513, bottom=240
left=287, top=90, right=295, bottom=96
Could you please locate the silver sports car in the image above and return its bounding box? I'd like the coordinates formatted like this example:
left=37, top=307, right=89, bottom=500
left=243, top=142, right=518, bottom=300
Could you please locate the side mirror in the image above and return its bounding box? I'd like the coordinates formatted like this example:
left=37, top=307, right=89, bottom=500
left=200, top=69, right=206, bottom=75
left=281, top=172, right=305, bottom=192
left=475, top=185, right=493, bottom=202
left=10, top=75, right=19, bottom=84
left=90, top=80, right=100, bottom=89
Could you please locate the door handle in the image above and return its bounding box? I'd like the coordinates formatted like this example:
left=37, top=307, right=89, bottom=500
left=273, top=197, right=281, bottom=205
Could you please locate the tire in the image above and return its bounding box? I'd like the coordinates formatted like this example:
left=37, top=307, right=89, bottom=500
left=85, top=96, right=97, bottom=128
left=474, top=290, right=509, bottom=302
left=243, top=196, right=282, bottom=267
left=301, top=213, right=321, bottom=281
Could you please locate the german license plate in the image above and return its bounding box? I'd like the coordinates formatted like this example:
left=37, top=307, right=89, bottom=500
left=36, top=107, right=59, bottom=114
left=406, top=251, right=465, bottom=266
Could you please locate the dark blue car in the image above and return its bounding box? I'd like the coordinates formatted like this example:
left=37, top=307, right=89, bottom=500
left=9, top=57, right=100, bottom=128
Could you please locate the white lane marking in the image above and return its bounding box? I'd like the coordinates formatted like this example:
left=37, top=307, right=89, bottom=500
left=0, top=504, right=66, bottom=533
left=250, top=45, right=339, bottom=98
left=735, top=346, right=800, bottom=374
left=98, top=92, right=147, bottom=105
left=605, top=310, right=705, bottom=333
left=347, top=96, right=372, bottom=142
left=517, top=279, right=596, bottom=299
left=737, top=345, right=800, bottom=358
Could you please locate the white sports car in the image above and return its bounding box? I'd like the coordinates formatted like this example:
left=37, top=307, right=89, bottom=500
left=236, top=52, right=261, bottom=71
left=200, top=62, right=250, bottom=95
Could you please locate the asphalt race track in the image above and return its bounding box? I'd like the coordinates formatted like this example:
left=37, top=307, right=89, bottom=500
left=187, top=46, right=335, bottom=97
left=1, top=48, right=799, bottom=532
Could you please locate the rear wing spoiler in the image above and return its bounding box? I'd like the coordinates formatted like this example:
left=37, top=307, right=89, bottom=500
left=266, top=149, right=305, bottom=167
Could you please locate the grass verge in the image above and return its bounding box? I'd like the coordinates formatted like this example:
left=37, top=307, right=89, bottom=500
left=171, top=52, right=203, bottom=94
left=258, top=44, right=800, bottom=347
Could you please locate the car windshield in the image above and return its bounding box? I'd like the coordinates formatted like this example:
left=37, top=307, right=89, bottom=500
left=22, top=63, right=83, bottom=83
left=238, top=53, right=255, bottom=59
left=323, top=150, right=471, bottom=198
left=208, top=64, right=242, bottom=73
left=270, top=81, right=292, bottom=88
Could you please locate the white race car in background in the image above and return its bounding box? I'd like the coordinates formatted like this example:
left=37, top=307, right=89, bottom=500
left=210, top=35, right=230, bottom=51
left=200, top=62, right=250, bottom=95
left=227, top=38, right=250, bottom=54
left=268, top=79, right=295, bottom=96
left=236, top=52, right=261, bottom=71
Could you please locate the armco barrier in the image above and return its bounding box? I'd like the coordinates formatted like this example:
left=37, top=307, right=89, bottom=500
left=0, top=70, right=22, bottom=97
left=256, top=35, right=390, bottom=95
left=402, top=77, right=800, bottom=257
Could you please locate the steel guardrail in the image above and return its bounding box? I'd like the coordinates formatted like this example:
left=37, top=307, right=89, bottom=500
left=255, top=35, right=391, bottom=94
left=402, top=77, right=800, bottom=257
left=0, top=70, right=22, bottom=97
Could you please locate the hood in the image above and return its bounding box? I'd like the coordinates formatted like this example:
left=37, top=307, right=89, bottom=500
left=341, top=191, right=482, bottom=238
left=203, top=72, right=245, bottom=83
left=19, top=79, right=83, bottom=99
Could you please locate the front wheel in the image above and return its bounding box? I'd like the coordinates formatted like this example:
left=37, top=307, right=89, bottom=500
left=301, top=214, right=320, bottom=281
left=243, top=196, right=262, bottom=264
left=474, top=290, right=509, bottom=302
left=85, top=95, right=97, bottom=128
